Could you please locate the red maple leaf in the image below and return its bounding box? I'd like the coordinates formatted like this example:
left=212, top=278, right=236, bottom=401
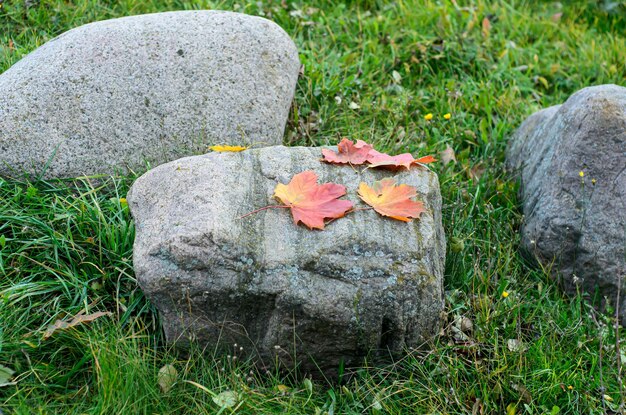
left=273, top=171, right=353, bottom=229
left=321, top=138, right=373, bottom=165
left=367, top=152, right=436, bottom=170
left=357, top=179, right=426, bottom=222
left=322, top=138, right=436, bottom=170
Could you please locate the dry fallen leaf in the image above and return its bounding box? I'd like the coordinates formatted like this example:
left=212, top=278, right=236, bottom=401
left=43, top=311, right=112, bottom=339
left=0, top=364, right=15, bottom=387
left=440, top=145, right=457, bottom=166
left=274, top=171, right=353, bottom=230
left=367, top=151, right=436, bottom=170
left=481, top=17, right=491, bottom=37
left=321, top=138, right=373, bottom=165
left=322, top=138, right=436, bottom=170
left=366, top=152, right=416, bottom=170
left=209, top=145, right=248, bottom=152
left=472, top=398, right=484, bottom=415
left=511, top=383, right=532, bottom=403
left=358, top=179, right=426, bottom=222
left=468, top=163, right=486, bottom=181
left=157, top=364, right=178, bottom=393
left=213, top=391, right=238, bottom=408
left=507, top=338, right=526, bottom=352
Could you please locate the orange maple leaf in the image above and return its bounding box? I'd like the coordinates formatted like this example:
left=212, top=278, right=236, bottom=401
left=357, top=179, right=426, bottom=222
left=273, top=171, right=353, bottom=230
left=321, top=138, right=373, bottom=165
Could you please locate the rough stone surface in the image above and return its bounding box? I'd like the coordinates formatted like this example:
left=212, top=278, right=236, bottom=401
left=506, top=84, right=626, bottom=324
left=0, top=11, right=299, bottom=178
left=127, top=146, right=445, bottom=376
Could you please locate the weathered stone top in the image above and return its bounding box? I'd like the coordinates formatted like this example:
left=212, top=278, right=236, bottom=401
left=128, top=146, right=444, bottom=275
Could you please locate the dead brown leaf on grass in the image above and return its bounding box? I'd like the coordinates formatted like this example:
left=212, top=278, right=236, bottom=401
left=43, top=311, right=112, bottom=339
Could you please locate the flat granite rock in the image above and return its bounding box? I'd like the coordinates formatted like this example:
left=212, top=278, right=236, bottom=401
left=127, top=146, right=445, bottom=376
left=0, top=11, right=299, bottom=178
left=507, top=84, right=626, bottom=324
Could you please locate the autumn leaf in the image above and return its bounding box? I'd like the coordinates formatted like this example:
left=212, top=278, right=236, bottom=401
left=0, top=365, right=15, bottom=387
left=358, top=179, right=426, bottom=222
left=158, top=364, right=178, bottom=393
left=213, top=391, right=238, bottom=408
left=481, top=17, right=491, bottom=37
left=273, top=171, right=353, bottom=230
left=468, top=163, right=486, bottom=181
left=209, top=145, right=248, bottom=152
left=367, top=151, right=436, bottom=170
left=322, top=138, right=436, bottom=170
left=321, top=138, right=373, bottom=165
left=414, top=155, right=437, bottom=164
left=43, top=311, right=112, bottom=339
left=440, top=145, right=457, bottom=166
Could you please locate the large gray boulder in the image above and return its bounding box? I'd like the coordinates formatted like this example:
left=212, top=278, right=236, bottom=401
left=507, top=84, right=626, bottom=324
left=0, top=11, right=300, bottom=178
left=127, top=146, right=445, bottom=376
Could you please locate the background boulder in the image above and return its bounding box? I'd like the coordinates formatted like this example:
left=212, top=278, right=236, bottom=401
left=127, top=146, right=445, bottom=377
left=0, top=11, right=300, bottom=178
left=507, top=84, right=626, bottom=324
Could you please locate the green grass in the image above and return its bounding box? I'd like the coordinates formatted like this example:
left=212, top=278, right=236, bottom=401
left=1, top=0, right=625, bottom=413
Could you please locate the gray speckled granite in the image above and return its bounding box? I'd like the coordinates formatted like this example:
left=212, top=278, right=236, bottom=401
left=507, top=84, right=626, bottom=325
left=0, top=11, right=300, bottom=178
left=127, top=146, right=445, bottom=377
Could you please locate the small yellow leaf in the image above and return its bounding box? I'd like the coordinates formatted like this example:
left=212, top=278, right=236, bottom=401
left=506, top=403, right=516, bottom=415
left=277, top=384, right=290, bottom=394
left=536, top=76, right=549, bottom=89
left=209, top=145, right=248, bottom=152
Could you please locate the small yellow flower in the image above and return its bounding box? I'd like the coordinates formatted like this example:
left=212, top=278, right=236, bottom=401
left=424, top=113, right=433, bottom=121
left=502, top=291, right=509, bottom=298
left=568, top=385, right=573, bottom=390
left=579, top=171, right=584, bottom=178
left=443, top=113, right=451, bottom=120
left=119, top=198, right=128, bottom=207
left=591, top=178, right=596, bottom=185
